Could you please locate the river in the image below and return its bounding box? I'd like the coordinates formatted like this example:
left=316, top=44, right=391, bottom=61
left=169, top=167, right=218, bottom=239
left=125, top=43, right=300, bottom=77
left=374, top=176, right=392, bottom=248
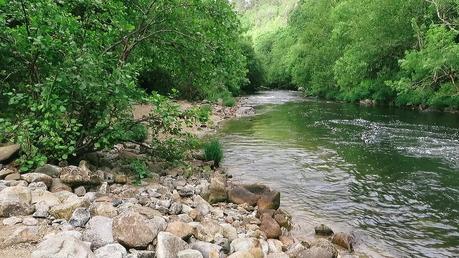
left=219, top=91, right=459, bottom=258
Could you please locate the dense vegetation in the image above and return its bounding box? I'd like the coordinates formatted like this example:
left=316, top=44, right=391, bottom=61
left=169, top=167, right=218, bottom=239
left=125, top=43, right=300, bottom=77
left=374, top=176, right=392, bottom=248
left=242, top=0, right=459, bottom=109
left=0, top=0, right=257, bottom=171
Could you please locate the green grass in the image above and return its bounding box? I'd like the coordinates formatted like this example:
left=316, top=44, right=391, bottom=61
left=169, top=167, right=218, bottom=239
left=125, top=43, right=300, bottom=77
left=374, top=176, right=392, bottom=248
left=204, top=139, right=224, bottom=167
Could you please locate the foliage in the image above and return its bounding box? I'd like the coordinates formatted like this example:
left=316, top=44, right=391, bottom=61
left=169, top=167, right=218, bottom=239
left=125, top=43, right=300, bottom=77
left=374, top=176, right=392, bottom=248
left=245, top=0, right=459, bottom=109
left=124, top=124, right=149, bottom=143
left=203, top=139, right=224, bottom=167
left=128, top=158, right=150, bottom=184
left=0, top=0, right=248, bottom=171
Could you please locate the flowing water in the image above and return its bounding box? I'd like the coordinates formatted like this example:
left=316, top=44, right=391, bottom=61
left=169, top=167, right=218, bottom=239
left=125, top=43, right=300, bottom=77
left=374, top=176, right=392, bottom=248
left=220, top=91, right=459, bottom=258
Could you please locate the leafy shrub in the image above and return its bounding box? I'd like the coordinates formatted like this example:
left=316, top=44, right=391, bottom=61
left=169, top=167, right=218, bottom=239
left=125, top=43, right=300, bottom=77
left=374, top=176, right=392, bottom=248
left=204, top=139, right=224, bottom=167
left=124, top=124, right=149, bottom=143
left=128, top=159, right=150, bottom=184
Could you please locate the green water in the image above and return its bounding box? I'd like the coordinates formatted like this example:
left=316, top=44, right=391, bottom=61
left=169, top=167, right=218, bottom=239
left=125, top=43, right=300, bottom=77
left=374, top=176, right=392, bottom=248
left=220, top=91, right=459, bottom=258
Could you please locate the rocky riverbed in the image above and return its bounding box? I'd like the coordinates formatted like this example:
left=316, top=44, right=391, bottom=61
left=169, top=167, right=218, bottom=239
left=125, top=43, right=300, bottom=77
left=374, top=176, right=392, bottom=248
left=0, top=97, right=357, bottom=258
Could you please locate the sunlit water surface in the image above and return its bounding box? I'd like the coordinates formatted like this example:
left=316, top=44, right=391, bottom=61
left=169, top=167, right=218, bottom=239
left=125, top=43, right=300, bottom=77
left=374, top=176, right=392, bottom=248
left=220, top=91, right=459, bottom=258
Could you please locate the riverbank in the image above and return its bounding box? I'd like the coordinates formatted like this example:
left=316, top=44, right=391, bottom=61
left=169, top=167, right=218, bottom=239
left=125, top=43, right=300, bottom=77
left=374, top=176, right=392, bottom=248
left=0, top=95, right=358, bottom=258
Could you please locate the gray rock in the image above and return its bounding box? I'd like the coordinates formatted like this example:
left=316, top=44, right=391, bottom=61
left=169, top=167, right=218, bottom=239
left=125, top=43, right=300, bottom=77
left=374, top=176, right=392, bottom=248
left=2, top=216, right=23, bottom=225
left=98, top=182, right=108, bottom=194
left=230, top=238, right=259, bottom=253
left=169, top=202, right=182, bottom=215
left=82, top=216, right=114, bottom=249
left=221, top=223, right=238, bottom=241
left=34, top=164, right=62, bottom=177
left=178, top=185, right=194, bottom=197
left=298, top=239, right=338, bottom=258
left=69, top=208, right=91, bottom=227
left=112, top=211, right=156, bottom=248
left=190, top=241, right=221, bottom=258
left=32, top=232, right=95, bottom=258
left=0, top=168, right=15, bottom=180
left=60, top=161, right=103, bottom=187
left=94, top=243, right=127, bottom=258
left=314, top=224, right=334, bottom=236
left=267, top=253, right=288, bottom=258
left=33, top=201, right=50, bottom=218
left=22, top=217, right=38, bottom=226
left=0, top=185, right=34, bottom=217
left=127, top=250, right=155, bottom=258
left=178, top=249, right=204, bottom=258
left=28, top=181, right=48, bottom=191
left=74, top=186, right=87, bottom=197
left=4, top=226, right=40, bottom=246
left=21, top=173, right=53, bottom=188
left=156, top=232, right=189, bottom=258
left=0, top=144, right=20, bottom=162
left=49, top=193, right=89, bottom=220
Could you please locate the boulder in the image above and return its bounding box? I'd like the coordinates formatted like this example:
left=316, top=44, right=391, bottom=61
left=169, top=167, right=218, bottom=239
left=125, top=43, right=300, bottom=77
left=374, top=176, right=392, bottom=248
left=94, top=243, right=127, bottom=258
left=192, top=219, right=224, bottom=242
left=156, top=232, right=189, bottom=258
left=89, top=202, right=118, bottom=218
left=33, top=201, right=50, bottom=218
left=5, top=173, right=21, bottom=180
left=273, top=209, right=292, bottom=229
left=331, top=232, right=354, bottom=251
left=230, top=238, right=260, bottom=253
left=267, top=239, right=283, bottom=253
left=178, top=185, right=194, bottom=197
left=21, top=173, right=53, bottom=188
left=2, top=216, right=22, bottom=225
left=49, top=194, right=89, bottom=220
left=34, top=164, right=62, bottom=177
left=314, top=224, right=334, bottom=236
left=227, top=185, right=258, bottom=206
left=31, top=190, right=60, bottom=206
left=178, top=249, right=204, bottom=258
left=82, top=216, right=114, bottom=249
left=166, top=221, right=195, bottom=240
left=60, top=161, right=103, bottom=187
left=299, top=239, right=338, bottom=258
left=23, top=217, right=38, bottom=226
left=0, top=168, right=15, bottom=179
left=32, top=232, right=95, bottom=258
left=267, top=253, right=288, bottom=258
left=112, top=211, right=156, bottom=248
left=74, top=186, right=86, bottom=197
left=190, top=241, right=221, bottom=258
left=69, top=208, right=91, bottom=227
left=260, top=215, right=282, bottom=239
left=227, top=251, right=255, bottom=258
left=221, top=223, right=238, bottom=241
left=2, top=225, right=40, bottom=246
left=28, top=181, right=48, bottom=191
left=0, top=144, right=20, bottom=162
left=257, top=190, right=280, bottom=210
left=207, top=174, right=227, bottom=204
left=50, top=178, right=72, bottom=192
left=0, top=185, right=34, bottom=217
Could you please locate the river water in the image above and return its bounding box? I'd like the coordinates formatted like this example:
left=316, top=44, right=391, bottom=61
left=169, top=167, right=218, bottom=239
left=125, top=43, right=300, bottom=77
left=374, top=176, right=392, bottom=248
left=220, top=91, right=459, bottom=258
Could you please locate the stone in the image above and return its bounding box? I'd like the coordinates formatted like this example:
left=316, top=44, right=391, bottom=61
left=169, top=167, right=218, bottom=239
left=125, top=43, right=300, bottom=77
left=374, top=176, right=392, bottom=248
left=21, top=173, right=53, bottom=188
left=156, top=232, right=189, bottom=258
left=49, top=194, right=88, bottom=220
left=267, top=239, right=283, bottom=253
left=227, top=185, right=259, bottom=206
left=192, top=219, right=224, bottom=242
left=94, top=243, right=127, bottom=258
left=3, top=226, right=40, bottom=246
left=22, top=217, right=38, bottom=226
left=69, top=208, right=91, bottom=227
left=98, top=182, right=108, bottom=194
left=114, top=174, right=128, bottom=184
left=2, top=216, right=22, bottom=225
left=221, top=223, right=238, bottom=241
left=5, top=173, right=21, bottom=180
left=190, top=241, right=221, bottom=258
left=112, top=211, right=156, bottom=248
left=33, top=201, right=50, bottom=218
left=315, top=224, right=334, bottom=236
left=60, top=161, right=103, bottom=187
left=31, top=190, right=60, bottom=206
left=227, top=251, right=255, bottom=258
left=279, top=235, right=295, bottom=247
left=32, top=232, right=95, bottom=258
left=207, top=174, right=227, bottom=204
left=260, top=214, right=282, bottom=239
left=286, top=242, right=308, bottom=258
left=50, top=178, right=72, bottom=192
left=267, top=253, right=288, bottom=258
left=166, top=220, right=195, bottom=240
left=0, top=168, right=15, bottom=179
left=230, top=238, right=260, bottom=253
left=0, top=144, right=20, bottom=162
left=257, top=190, right=280, bottom=210
left=194, top=195, right=212, bottom=216
left=299, top=239, right=338, bottom=258
left=169, top=202, right=182, bottom=215
left=177, top=249, right=204, bottom=258
left=34, top=164, right=62, bottom=177
left=82, top=216, right=114, bottom=249
left=331, top=232, right=354, bottom=251
left=127, top=250, right=155, bottom=258
left=0, top=185, right=34, bottom=217
left=274, top=209, right=291, bottom=229
left=28, top=181, right=48, bottom=191
left=178, top=185, right=195, bottom=197
left=89, top=202, right=118, bottom=218
left=74, top=186, right=86, bottom=197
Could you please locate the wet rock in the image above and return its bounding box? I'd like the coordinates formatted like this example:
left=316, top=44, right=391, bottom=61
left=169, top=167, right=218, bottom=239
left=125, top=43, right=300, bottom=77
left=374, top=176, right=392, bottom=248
left=82, top=216, right=114, bottom=249
left=69, top=208, right=90, bottom=227
left=32, top=232, right=95, bottom=258
left=89, top=202, right=118, bottom=218
left=257, top=190, right=280, bottom=210
left=94, top=243, right=127, bottom=258
left=34, top=164, right=62, bottom=178
left=74, top=186, right=86, bottom=197
left=0, top=185, right=34, bottom=217
left=0, top=144, right=20, bottom=162
left=286, top=242, right=308, bottom=258
left=260, top=214, right=282, bottom=239
left=207, top=174, right=227, bottom=204
left=112, top=211, right=156, bottom=248
left=190, top=241, right=221, bottom=258
left=21, top=173, right=53, bottom=188
left=178, top=249, right=204, bottom=258
left=331, top=232, right=354, bottom=251
left=60, top=161, right=103, bottom=187
left=315, top=224, right=334, bottom=236
left=166, top=220, right=195, bottom=240
left=50, top=178, right=72, bottom=192
left=49, top=194, right=89, bottom=220
left=156, top=231, right=189, bottom=258
left=228, top=185, right=258, bottom=206
left=274, top=209, right=292, bottom=229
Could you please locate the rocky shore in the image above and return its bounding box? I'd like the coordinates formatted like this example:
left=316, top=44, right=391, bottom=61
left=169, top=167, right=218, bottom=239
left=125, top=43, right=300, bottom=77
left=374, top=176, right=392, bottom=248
left=0, top=98, right=356, bottom=258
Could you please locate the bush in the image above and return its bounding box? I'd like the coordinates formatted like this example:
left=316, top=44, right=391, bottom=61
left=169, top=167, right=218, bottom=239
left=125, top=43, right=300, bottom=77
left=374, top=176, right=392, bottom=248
left=128, top=159, right=150, bottom=184
left=204, top=139, right=224, bottom=167
left=124, top=124, right=148, bottom=143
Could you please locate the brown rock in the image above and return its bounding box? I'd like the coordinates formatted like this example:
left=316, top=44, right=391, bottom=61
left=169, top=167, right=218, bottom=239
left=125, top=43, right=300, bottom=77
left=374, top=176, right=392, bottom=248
left=256, top=208, right=275, bottom=219
left=0, top=144, right=20, bottom=162
left=60, top=161, right=103, bottom=187
left=207, top=174, right=227, bottom=204
left=114, top=174, right=128, bottom=184
left=331, top=232, right=354, bottom=251
left=21, top=173, right=53, bottom=188
left=89, top=202, right=118, bottom=218
left=5, top=173, right=21, bottom=181
left=50, top=178, right=72, bottom=192
left=0, top=169, right=15, bottom=179
left=260, top=215, right=282, bottom=239
left=166, top=221, right=195, bottom=240
left=314, top=224, right=334, bottom=236
left=274, top=209, right=292, bottom=229
left=228, top=185, right=259, bottom=206
left=257, top=190, right=280, bottom=210
left=49, top=194, right=89, bottom=220
left=0, top=185, right=33, bottom=217
left=112, top=211, right=156, bottom=248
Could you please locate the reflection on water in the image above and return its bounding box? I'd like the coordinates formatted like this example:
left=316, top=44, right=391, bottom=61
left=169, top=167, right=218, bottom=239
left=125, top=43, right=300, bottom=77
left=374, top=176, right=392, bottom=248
left=220, top=91, right=459, bottom=258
